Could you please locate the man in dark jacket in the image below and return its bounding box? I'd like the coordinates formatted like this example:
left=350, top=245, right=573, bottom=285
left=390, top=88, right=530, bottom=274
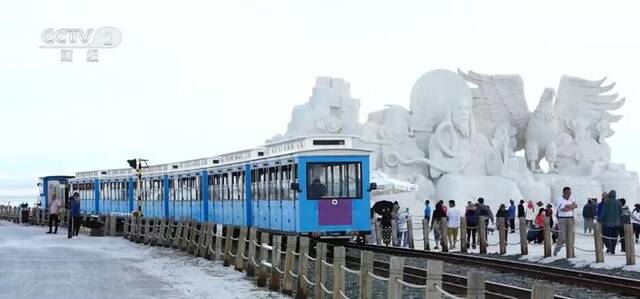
left=68, top=192, right=82, bottom=239
left=507, top=200, right=516, bottom=233
left=601, top=190, right=622, bottom=254
left=582, top=199, right=596, bottom=234
left=517, top=199, right=526, bottom=218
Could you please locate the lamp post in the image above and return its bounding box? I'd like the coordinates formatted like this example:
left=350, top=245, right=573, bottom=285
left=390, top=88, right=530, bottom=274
left=127, top=158, right=148, bottom=216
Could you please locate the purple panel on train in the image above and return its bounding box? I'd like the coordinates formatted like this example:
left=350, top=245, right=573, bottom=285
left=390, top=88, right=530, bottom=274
left=318, top=199, right=352, bottom=225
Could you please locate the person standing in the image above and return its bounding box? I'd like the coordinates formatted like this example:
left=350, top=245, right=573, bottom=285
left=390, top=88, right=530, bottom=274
left=424, top=200, right=432, bottom=223
left=517, top=199, right=525, bottom=220
left=496, top=204, right=509, bottom=242
left=465, top=202, right=478, bottom=249
left=525, top=200, right=535, bottom=227
left=553, top=187, right=578, bottom=256
left=582, top=199, right=596, bottom=234
left=391, top=201, right=400, bottom=246
left=600, top=190, right=622, bottom=254
left=431, top=201, right=448, bottom=251
left=68, top=192, right=81, bottom=238
left=476, top=197, right=494, bottom=238
left=397, top=207, right=410, bottom=247
left=447, top=200, right=461, bottom=249
left=47, top=194, right=63, bottom=234
left=597, top=192, right=607, bottom=222
left=631, top=204, right=640, bottom=244
left=619, top=198, right=631, bottom=252
left=507, top=200, right=516, bottom=233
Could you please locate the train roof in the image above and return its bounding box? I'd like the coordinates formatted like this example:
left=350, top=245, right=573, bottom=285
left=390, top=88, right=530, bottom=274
left=72, top=135, right=371, bottom=180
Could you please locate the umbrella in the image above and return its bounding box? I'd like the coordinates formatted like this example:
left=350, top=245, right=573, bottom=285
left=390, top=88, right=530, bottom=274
left=372, top=200, right=394, bottom=216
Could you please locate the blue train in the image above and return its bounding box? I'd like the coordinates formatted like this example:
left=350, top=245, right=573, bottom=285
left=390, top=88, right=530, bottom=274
left=48, top=136, right=373, bottom=236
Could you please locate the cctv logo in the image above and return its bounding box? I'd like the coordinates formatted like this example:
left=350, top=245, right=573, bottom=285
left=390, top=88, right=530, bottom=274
left=40, top=27, right=122, bottom=63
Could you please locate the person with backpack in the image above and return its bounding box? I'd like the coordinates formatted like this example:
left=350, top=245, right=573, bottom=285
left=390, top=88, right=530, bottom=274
left=601, top=190, right=622, bottom=254
left=465, top=202, right=478, bottom=249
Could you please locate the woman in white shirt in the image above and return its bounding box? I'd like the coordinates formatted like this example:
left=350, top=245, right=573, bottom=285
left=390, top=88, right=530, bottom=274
left=632, top=203, right=640, bottom=244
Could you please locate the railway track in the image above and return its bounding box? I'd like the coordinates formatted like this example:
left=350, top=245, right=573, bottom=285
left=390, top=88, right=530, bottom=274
left=326, top=241, right=640, bottom=298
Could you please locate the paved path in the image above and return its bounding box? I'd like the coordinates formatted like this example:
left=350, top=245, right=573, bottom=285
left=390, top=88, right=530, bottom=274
left=0, top=221, right=284, bottom=299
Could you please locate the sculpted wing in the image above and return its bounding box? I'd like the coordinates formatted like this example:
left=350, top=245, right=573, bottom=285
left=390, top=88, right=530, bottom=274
left=554, top=75, right=625, bottom=135
left=458, top=69, right=531, bottom=150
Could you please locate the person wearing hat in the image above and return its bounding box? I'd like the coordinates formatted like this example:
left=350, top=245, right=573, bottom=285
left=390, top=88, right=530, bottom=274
left=68, top=192, right=82, bottom=238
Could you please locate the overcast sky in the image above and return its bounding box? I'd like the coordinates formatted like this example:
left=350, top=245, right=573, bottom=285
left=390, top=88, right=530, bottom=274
left=1, top=0, right=640, bottom=198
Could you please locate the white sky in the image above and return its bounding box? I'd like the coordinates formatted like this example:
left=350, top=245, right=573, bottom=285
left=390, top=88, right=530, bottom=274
left=1, top=0, right=640, bottom=197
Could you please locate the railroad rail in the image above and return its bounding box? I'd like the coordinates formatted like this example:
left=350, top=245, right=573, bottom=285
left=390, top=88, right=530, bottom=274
left=328, top=241, right=640, bottom=298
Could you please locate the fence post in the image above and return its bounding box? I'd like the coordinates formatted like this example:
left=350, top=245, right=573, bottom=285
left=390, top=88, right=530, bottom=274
left=123, top=216, right=131, bottom=239
left=257, top=232, right=269, bottom=287
left=425, top=259, right=443, bottom=299
left=387, top=256, right=404, bottom=299
left=223, top=226, right=234, bottom=267
left=566, top=219, right=575, bottom=259
left=360, top=250, right=374, bottom=299
left=270, top=235, right=282, bottom=291
left=196, top=223, right=208, bottom=257
left=332, top=246, right=346, bottom=299
left=235, top=227, right=248, bottom=271
left=498, top=217, right=507, bottom=255
left=246, top=228, right=258, bottom=276
left=531, top=282, right=554, bottom=299
left=478, top=216, right=487, bottom=254
left=283, top=236, right=298, bottom=295
left=314, top=242, right=327, bottom=299
left=422, top=218, right=431, bottom=251
left=440, top=219, right=449, bottom=252
left=143, top=218, right=151, bottom=245
left=594, top=222, right=604, bottom=263
left=624, top=223, right=636, bottom=265
left=214, top=224, right=224, bottom=261
left=110, top=214, right=117, bottom=237
left=543, top=217, right=551, bottom=257
left=519, top=217, right=528, bottom=255
left=460, top=216, right=468, bottom=253
left=296, top=237, right=310, bottom=299
left=391, top=221, right=399, bottom=246
left=179, top=220, right=189, bottom=250
left=104, top=214, right=111, bottom=235
left=467, top=272, right=485, bottom=299
left=407, top=219, right=415, bottom=249
left=375, top=221, right=383, bottom=245
left=188, top=222, right=198, bottom=254
left=203, top=223, right=214, bottom=257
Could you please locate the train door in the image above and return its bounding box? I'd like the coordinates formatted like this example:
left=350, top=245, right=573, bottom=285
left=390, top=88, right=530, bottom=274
left=281, top=163, right=298, bottom=232
left=192, top=175, right=201, bottom=222
left=155, top=178, right=163, bottom=218
left=231, top=169, right=244, bottom=225
left=256, top=168, right=269, bottom=229
left=250, top=168, right=259, bottom=227
left=268, top=166, right=282, bottom=231
left=210, top=172, right=221, bottom=223
left=207, top=172, right=215, bottom=223
left=221, top=172, right=231, bottom=224
left=168, top=178, right=175, bottom=219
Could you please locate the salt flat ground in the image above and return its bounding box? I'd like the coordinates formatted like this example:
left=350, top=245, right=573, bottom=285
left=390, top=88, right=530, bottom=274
left=0, top=222, right=286, bottom=299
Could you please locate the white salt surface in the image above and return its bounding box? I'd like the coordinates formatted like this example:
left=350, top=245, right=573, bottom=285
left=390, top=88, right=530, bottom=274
left=0, top=221, right=286, bottom=299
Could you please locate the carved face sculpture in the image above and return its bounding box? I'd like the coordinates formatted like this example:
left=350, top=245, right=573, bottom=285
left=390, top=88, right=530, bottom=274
left=451, top=99, right=472, bottom=138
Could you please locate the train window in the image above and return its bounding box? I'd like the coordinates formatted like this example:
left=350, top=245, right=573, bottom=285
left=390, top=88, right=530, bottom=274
left=306, top=162, right=362, bottom=199
left=281, top=164, right=298, bottom=200
left=250, top=169, right=257, bottom=200
left=231, top=171, right=243, bottom=200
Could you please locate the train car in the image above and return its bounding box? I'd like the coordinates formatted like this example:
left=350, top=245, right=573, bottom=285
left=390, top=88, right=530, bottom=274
left=63, top=135, right=373, bottom=236
left=37, top=175, right=74, bottom=210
